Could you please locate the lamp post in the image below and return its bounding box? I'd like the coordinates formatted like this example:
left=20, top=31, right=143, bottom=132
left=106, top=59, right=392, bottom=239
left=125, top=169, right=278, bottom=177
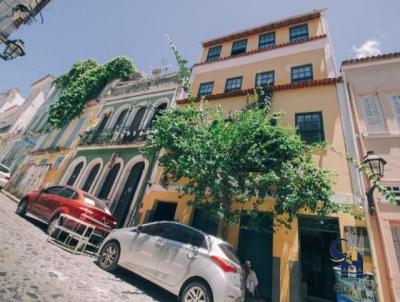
left=363, top=151, right=387, bottom=214
left=0, top=39, right=25, bottom=61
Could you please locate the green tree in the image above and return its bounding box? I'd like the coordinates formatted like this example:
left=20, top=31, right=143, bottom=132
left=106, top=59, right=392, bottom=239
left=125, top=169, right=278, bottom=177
left=144, top=102, right=348, bottom=239
left=46, top=56, right=138, bottom=130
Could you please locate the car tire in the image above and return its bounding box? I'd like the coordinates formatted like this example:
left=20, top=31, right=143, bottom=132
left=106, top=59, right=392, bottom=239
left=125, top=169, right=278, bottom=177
left=181, top=281, right=213, bottom=302
left=47, top=216, right=61, bottom=237
left=15, top=197, right=28, bottom=217
left=98, top=241, right=120, bottom=272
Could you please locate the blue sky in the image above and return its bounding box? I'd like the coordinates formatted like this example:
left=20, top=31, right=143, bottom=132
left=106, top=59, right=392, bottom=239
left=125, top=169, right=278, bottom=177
left=1, top=0, right=399, bottom=97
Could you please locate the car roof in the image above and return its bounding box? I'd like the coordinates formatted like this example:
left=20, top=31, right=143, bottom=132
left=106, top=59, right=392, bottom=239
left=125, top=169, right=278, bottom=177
left=144, top=220, right=225, bottom=243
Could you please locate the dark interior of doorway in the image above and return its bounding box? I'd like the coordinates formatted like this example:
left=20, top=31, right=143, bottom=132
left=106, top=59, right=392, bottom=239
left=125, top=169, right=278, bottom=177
left=191, top=208, right=219, bottom=236
left=238, top=212, right=273, bottom=301
left=150, top=201, right=177, bottom=222
left=299, top=216, right=340, bottom=301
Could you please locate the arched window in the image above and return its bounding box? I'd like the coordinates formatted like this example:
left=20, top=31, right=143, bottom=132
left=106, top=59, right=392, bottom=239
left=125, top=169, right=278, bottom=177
left=66, top=162, right=84, bottom=186
left=97, top=163, right=121, bottom=200
left=112, top=109, right=129, bottom=131
left=95, top=113, right=111, bottom=136
left=113, top=162, right=145, bottom=227
left=81, top=163, right=101, bottom=192
left=148, top=103, right=167, bottom=129
left=123, top=107, right=147, bottom=143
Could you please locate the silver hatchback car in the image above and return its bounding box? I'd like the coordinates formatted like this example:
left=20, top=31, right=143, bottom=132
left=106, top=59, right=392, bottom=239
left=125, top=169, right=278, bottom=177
left=98, top=221, right=244, bottom=302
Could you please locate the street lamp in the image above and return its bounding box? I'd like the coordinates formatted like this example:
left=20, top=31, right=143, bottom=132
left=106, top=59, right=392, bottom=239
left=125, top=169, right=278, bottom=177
left=363, top=151, right=387, bottom=214
left=0, top=39, right=26, bottom=61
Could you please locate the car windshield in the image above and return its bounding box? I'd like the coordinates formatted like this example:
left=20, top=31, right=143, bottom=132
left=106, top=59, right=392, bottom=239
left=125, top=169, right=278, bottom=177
left=219, top=243, right=240, bottom=265
left=0, top=164, right=10, bottom=174
left=82, top=193, right=111, bottom=215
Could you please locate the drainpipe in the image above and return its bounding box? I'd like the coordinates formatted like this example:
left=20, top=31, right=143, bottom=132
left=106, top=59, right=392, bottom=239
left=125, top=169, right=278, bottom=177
left=344, top=72, right=395, bottom=302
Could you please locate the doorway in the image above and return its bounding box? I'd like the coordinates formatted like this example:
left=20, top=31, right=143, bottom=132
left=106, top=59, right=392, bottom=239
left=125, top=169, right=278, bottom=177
left=299, top=216, right=339, bottom=301
left=237, top=212, right=273, bottom=301
left=150, top=201, right=177, bottom=222
left=191, top=208, right=219, bottom=236
left=113, top=162, right=145, bottom=227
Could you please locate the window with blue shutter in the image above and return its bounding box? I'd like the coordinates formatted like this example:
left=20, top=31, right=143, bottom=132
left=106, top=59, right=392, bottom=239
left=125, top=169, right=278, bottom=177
left=63, top=117, right=87, bottom=147
left=38, top=133, right=51, bottom=150
left=49, top=126, right=68, bottom=149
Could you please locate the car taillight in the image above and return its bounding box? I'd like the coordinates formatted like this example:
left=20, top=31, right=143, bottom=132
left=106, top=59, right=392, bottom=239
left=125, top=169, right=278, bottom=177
left=5, top=176, right=10, bottom=180
left=210, top=255, right=237, bottom=273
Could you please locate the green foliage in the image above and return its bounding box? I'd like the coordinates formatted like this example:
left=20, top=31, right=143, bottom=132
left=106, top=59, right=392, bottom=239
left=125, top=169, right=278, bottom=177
left=47, top=56, right=137, bottom=129
left=144, top=103, right=346, bottom=236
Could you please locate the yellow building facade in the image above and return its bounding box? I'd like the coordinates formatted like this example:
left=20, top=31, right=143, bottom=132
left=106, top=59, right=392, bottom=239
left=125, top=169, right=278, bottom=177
left=140, top=9, right=376, bottom=302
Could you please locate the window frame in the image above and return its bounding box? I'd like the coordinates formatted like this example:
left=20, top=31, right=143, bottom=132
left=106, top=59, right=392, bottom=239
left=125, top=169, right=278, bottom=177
left=206, top=46, right=222, bottom=62
left=291, top=64, right=313, bottom=83
left=295, top=111, right=325, bottom=144
left=389, top=94, right=400, bottom=128
left=258, top=32, right=276, bottom=49
left=255, top=70, right=275, bottom=87
left=198, top=81, right=214, bottom=97
left=360, top=95, right=386, bottom=134
left=231, top=39, right=247, bottom=56
left=289, top=24, right=309, bottom=42
left=225, top=76, right=243, bottom=92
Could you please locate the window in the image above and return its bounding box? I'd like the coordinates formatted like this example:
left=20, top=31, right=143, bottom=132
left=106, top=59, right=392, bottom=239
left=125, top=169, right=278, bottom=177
left=291, top=64, right=313, bottom=83
left=390, top=95, right=400, bottom=126
left=258, top=32, right=275, bottom=49
left=231, top=39, right=247, bottom=56
left=142, top=222, right=169, bottom=237
left=255, top=71, right=275, bottom=87
left=391, top=224, right=400, bottom=271
left=295, top=112, right=325, bottom=144
left=167, top=224, right=206, bottom=248
left=198, top=82, right=214, bottom=97
left=225, top=77, right=243, bottom=92
left=360, top=96, right=386, bottom=133
left=206, top=46, right=222, bottom=62
left=64, top=117, right=87, bottom=147
left=44, top=186, right=64, bottom=195
left=58, top=188, right=78, bottom=199
left=50, top=126, right=68, bottom=150
left=386, top=186, right=400, bottom=204
left=290, top=24, right=309, bottom=42
left=53, top=156, right=65, bottom=169
left=0, top=164, right=9, bottom=173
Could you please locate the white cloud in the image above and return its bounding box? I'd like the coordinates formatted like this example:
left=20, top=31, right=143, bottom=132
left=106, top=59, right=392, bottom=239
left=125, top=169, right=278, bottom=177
left=352, top=40, right=382, bottom=58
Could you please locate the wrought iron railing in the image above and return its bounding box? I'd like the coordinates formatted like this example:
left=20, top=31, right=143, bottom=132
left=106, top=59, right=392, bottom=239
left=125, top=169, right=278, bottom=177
left=79, top=126, right=147, bottom=146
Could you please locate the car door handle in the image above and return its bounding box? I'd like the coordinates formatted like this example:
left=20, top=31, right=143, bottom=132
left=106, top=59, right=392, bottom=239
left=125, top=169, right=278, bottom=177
left=186, top=253, right=196, bottom=260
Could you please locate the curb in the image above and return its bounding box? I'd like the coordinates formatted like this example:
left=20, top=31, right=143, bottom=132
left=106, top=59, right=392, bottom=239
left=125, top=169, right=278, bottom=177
left=0, top=190, right=19, bottom=204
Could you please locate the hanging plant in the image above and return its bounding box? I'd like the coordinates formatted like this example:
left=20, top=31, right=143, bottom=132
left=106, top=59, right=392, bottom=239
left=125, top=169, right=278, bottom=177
left=46, top=56, right=138, bottom=130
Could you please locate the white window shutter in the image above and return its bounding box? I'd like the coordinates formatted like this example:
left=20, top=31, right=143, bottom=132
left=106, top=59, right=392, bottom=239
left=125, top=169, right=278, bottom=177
left=390, top=95, right=400, bottom=126
left=361, top=96, right=385, bottom=134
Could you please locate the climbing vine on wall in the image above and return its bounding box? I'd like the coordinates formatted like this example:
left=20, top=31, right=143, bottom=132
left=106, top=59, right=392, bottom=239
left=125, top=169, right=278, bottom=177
left=46, top=56, right=138, bottom=129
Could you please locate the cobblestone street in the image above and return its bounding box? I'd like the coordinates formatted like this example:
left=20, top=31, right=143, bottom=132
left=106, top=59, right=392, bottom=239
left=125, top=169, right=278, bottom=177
left=0, top=191, right=176, bottom=302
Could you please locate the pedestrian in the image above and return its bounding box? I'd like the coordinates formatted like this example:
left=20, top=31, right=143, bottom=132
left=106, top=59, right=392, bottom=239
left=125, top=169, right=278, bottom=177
left=244, top=260, right=261, bottom=299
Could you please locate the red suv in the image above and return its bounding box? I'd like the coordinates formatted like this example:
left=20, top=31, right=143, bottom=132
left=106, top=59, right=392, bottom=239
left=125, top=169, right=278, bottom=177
left=15, top=185, right=116, bottom=241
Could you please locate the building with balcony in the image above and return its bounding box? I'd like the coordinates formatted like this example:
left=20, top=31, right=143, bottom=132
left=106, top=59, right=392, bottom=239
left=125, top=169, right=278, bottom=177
left=139, top=9, right=375, bottom=302
left=0, top=75, right=53, bottom=173
left=341, top=52, right=400, bottom=301
left=57, top=72, right=182, bottom=228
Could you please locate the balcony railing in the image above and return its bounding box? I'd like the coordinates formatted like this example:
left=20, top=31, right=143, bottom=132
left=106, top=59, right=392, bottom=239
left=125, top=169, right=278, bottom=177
left=79, top=126, right=147, bottom=146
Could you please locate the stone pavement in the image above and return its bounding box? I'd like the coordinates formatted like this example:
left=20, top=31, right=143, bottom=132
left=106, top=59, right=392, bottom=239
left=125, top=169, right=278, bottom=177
left=0, top=191, right=176, bottom=302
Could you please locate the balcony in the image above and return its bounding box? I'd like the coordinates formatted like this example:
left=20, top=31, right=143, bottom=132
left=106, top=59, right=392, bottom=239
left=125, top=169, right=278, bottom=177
left=79, top=126, right=147, bottom=147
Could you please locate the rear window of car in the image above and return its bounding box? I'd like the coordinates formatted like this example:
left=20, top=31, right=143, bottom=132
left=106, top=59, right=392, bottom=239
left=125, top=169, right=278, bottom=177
left=219, top=243, right=240, bottom=264
left=83, top=193, right=111, bottom=214
left=0, top=164, right=10, bottom=174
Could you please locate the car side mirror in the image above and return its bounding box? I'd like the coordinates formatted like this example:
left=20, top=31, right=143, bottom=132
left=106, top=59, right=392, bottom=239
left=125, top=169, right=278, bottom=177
left=137, top=225, right=143, bottom=232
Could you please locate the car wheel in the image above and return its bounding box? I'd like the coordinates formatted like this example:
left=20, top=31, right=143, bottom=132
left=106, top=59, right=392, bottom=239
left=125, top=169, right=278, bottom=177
left=98, top=241, right=120, bottom=272
left=47, top=216, right=61, bottom=237
left=15, top=197, right=28, bottom=217
left=181, top=281, right=213, bottom=302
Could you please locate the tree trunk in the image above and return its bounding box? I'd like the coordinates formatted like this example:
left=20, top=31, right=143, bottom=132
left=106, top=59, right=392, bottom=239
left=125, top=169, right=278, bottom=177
left=217, top=197, right=230, bottom=240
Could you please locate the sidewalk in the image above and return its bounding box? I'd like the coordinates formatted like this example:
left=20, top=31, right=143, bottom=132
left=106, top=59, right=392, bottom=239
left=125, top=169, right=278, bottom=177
left=0, top=189, right=19, bottom=204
